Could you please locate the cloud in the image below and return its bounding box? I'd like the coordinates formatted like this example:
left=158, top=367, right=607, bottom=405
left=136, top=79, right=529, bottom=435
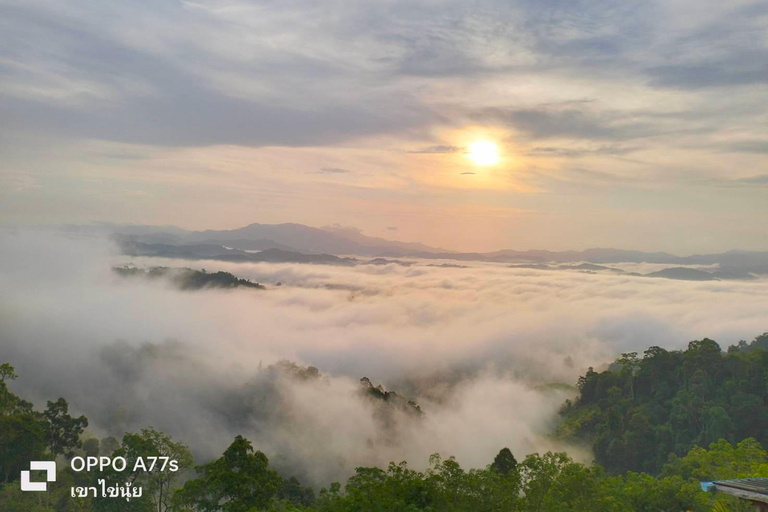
left=409, top=145, right=463, bottom=154
left=316, top=167, right=353, bottom=174
left=480, top=108, right=652, bottom=141
left=3, top=232, right=768, bottom=484
left=527, top=145, right=637, bottom=157
left=646, top=61, right=768, bottom=90
left=707, top=173, right=768, bottom=187
left=0, top=170, right=40, bottom=193
left=736, top=174, right=768, bottom=185
left=643, top=3, right=768, bottom=90
left=723, top=140, right=768, bottom=155
left=1, top=0, right=767, bottom=241
left=386, top=226, right=398, bottom=231
left=3, top=0, right=763, bottom=152
left=0, top=1, right=438, bottom=148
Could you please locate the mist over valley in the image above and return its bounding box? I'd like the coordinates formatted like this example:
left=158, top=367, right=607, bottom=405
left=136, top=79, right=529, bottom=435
left=3, top=226, right=768, bottom=491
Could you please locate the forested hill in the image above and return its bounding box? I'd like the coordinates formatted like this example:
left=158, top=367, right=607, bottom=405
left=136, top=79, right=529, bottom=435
left=559, top=333, right=768, bottom=475
left=113, top=265, right=266, bottom=290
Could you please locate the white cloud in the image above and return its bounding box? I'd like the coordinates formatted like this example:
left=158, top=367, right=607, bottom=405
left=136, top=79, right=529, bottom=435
left=2, top=232, right=768, bottom=483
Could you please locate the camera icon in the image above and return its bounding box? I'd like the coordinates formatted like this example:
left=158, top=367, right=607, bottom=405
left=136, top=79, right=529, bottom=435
left=21, top=461, right=57, bottom=492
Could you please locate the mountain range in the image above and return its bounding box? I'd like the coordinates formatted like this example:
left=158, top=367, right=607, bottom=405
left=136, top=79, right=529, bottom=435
left=32, top=221, right=768, bottom=275
left=99, top=222, right=447, bottom=256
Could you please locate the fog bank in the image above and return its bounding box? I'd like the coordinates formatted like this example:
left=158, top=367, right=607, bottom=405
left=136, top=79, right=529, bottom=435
left=2, top=232, right=768, bottom=484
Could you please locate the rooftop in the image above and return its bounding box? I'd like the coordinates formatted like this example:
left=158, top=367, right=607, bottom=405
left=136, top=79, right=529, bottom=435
left=701, top=478, right=768, bottom=505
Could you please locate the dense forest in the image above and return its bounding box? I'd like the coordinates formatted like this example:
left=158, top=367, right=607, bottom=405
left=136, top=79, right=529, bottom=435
left=559, top=333, right=768, bottom=475
left=113, top=266, right=266, bottom=290
left=3, top=334, right=768, bottom=511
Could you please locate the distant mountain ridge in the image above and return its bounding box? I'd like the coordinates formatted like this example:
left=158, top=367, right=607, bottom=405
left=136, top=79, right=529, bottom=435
left=47, top=222, right=768, bottom=271
left=110, top=222, right=450, bottom=256
left=121, top=242, right=356, bottom=266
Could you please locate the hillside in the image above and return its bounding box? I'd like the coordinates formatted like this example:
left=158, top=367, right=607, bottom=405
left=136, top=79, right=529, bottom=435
left=47, top=222, right=768, bottom=273
left=113, top=266, right=266, bottom=290
left=120, top=241, right=357, bottom=266
left=559, top=333, right=768, bottom=475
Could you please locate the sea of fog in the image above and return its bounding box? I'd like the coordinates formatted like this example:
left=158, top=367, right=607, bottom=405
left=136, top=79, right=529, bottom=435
left=2, top=232, right=768, bottom=485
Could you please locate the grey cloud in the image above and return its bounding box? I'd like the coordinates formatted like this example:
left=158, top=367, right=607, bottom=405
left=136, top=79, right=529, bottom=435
left=519, top=0, right=657, bottom=64
left=707, top=174, right=768, bottom=188
left=723, top=140, right=768, bottom=155
left=563, top=167, right=633, bottom=184
left=644, top=2, right=768, bottom=90
left=0, top=1, right=437, bottom=147
left=736, top=174, right=768, bottom=185
left=1, top=0, right=767, bottom=151
left=317, top=168, right=353, bottom=174
left=527, top=145, right=638, bottom=157
left=1, top=80, right=431, bottom=149
left=483, top=108, right=652, bottom=140
left=410, top=145, right=463, bottom=154
left=646, top=61, right=768, bottom=90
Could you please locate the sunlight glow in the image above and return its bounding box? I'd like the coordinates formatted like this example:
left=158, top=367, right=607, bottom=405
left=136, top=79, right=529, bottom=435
left=466, top=141, right=500, bottom=166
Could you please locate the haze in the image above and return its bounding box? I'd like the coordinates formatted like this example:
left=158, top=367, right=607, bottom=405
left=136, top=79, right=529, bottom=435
left=4, top=232, right=768, bottom=484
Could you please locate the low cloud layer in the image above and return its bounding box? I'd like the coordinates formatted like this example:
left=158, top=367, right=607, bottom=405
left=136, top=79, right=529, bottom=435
left=2, top=232, right=768, bottom=485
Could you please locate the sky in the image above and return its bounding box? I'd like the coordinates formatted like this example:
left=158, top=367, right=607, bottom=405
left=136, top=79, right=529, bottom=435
left=0, top=0, right=767, bottom=253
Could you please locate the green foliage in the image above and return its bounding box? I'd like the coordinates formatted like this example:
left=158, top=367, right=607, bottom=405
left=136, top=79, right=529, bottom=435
left=175, top=435, right=281, bottom=512
left=0, top=364, right=97, bottom=511
left=82, top=438, right=100, bottom=458
left=99, top=437, right=120, bottom=457
left=44, top=398, right=89, bottom=459
left=276, top=477, right=315, bottom=507
left=0, top=485, right=57, bottom=512
left=304, top=441, right=767, bottom=512
left=661, top=438, right=768, bottom=481
left=93, top=427, right=194, bottom=512
left=0, top=363, right=19, bottom=382
left=0, top=413, right=48, bottom=483
left=114, top=266, right=265, bottom=290
left=7, top=341, right=768, bottom=512
left=0, top=364, right=50, bottom=483
left=311, top=454, right=522, bottom=512
left=561, top=335, right=768, bottom=474
left=491, top=448, right=517, bottom=476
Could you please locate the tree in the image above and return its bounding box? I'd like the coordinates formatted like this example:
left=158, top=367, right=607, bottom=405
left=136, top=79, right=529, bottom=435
left=0, top=363, right=32, bottom=416
left=132, top=428, right=194, bottom=512
left=100, top=436, right=120, bottom=456
left=93, top=428, right=193, bottom=512
left=43, top=398, right=88, bottom=458
left=617, top=352, right=640, bottom=400
left=561, top=335, right=768, bottom=475
left=0, top=363, right=48, bottom=484
left=662, top=438, right=768, bottom=482
left=700, top=406, right=735, bottom=446
left=0, top=414, right=47, bottom=483
left=175, top=435, right=281, bottom=512
left=276, top=476, right=315, bottom=507
left=82, top=437, right=100, bottom=457
left=519, top=452, right=571, bottom=512
left=491, top=448, right=517, bottom=476
left=0, top=363, right=18, bottom=383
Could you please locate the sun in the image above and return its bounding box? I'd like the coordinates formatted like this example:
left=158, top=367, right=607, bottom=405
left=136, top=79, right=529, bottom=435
left=466, top=141, right=500, bottom=166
